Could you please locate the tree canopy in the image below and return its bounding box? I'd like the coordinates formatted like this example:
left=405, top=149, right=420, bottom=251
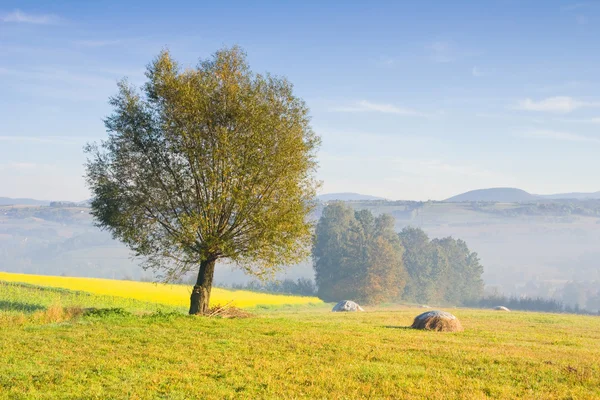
left=312, top=205, right=484, bottom=306
left=312, top=203, right=406, bottom=304
left=85, top=46, right=320, bottom=314
left=399, top=227, right=484, bottom=304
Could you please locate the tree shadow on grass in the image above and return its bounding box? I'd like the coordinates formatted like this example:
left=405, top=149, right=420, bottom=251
left=0, top=300, right=46, bottom=313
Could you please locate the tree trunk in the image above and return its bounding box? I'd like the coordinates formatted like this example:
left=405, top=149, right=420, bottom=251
left=189, top=258, right=216, bottom=315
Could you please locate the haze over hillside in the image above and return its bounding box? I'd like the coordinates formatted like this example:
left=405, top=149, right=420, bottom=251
left=446, top=188, right=536, bottom=203
left=317, top=193, right=386, bottom=201
left=0, top=198, right=49, bottom=206
left=446, top=188, right=600, bottom=203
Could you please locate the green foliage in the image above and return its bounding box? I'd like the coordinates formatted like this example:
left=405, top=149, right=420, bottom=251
left=227, top=277, right=317, bottom=296
left=312, top=205, right=484, bottom=306
left=84, top=46, right=320, bottom=283
left=399, top=227, right=484, bottom=304
left=312, top=203, right=406, bottom=304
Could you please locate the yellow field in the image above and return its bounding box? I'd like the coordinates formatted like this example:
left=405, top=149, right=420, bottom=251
left=0, top=272, right=322, bottom=308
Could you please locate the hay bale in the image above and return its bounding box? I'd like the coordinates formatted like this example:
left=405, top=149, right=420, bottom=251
left=494, top=306, right=510, bottom=312
left=332, top=300, right=364, bottom=312
left=411, top=310, right=463, bottom=332
left=420, top=305, right=431, bottom=308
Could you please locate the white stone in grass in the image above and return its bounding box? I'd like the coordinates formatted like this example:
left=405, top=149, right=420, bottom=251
left=332, top=300, right=364, bottom=312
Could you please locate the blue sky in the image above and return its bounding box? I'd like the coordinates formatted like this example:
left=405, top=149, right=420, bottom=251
left=1, top=0, right=600, bottom=201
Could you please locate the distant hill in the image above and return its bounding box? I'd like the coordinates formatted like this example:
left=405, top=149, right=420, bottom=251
left=446, top=188, right=600, bottom=202
left=445, top=188, right=536, bottom=203
left=0, top=197, right=49, bottom=206
left=317, top=192, right=386, bottom=202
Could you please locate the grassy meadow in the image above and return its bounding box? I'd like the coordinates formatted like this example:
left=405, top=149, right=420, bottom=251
left=1, top=277, right=600, bottom=399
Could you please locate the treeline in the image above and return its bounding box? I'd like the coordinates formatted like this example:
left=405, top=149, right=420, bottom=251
left=469, top=200, right=600, bottom=218
left=465, top=295, right=600, bottom=316
left=312, top=202, right=484, bottom=305
left=219, top=278, right=316, bottom=296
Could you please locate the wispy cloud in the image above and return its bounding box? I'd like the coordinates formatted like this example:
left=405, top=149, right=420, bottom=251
left=427, top=41, right=455, bottom=63
left=529, top=80, right=583, bottom=93
left=374, top=56, right=399, bottom=68
left=0, top=162, right=60, bottom=173
left=0, top=136, right=88, bottom=145
left=515, top=96, right=600, bottom=113
left=561, top=117, right=600, bottom=124
left=561, top=2, right=592, bottom=11
left=0, top=162, right=37, bottom=170
left=0, top=65, right=121, bottom=101
left=0, top=9, right=59, bottom=24
left=521, top=129, right=600, bottom=144
left=72, top=39, right=122, bottom=47
left=331, top=100, right=430, bottom=117
left=471, top=66, right=485, bottom=77
left=390, top=159, right=503, bottom=179
left=0, top=66, right=115, bottom=87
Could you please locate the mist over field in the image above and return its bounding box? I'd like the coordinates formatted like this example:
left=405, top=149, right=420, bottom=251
left=3, top=192, right=600, bottom=310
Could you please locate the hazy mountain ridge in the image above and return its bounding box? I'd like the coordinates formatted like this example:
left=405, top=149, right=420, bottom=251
left=4, top=199, right=600, bottom=298
left=446, top=188, right=600, bottom=203
left=0, top=197, right=50, bottom=206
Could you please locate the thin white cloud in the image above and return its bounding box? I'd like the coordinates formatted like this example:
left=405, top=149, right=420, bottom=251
left=567, top=117, right=600, bottom=124
left=391, top=159, right=503, bottom=179
left=576, top=15, right=588, bottom=25
left=472, top=66, right=484, bottom=77
left=530, top=81, right=583, bottom=93
left=0, top=162, right=38, bottom=171
left=521, top=129, right=600, bottom=144
left=0, top=136, right=88, bottom=145
left=515, top=96, right=600, bottom=113
left=73, top=39, right=122, bottom=47
left=427, top=41, right=455, bottom=63
left=561, top=2, right=591, bottom=11
left=0, top=66, right=115, bottom=87
left=375, top=56, right=398, bottom=68
left=0, top=9, right=59, bottom=24
left=331, top=101, right=429, bottom=117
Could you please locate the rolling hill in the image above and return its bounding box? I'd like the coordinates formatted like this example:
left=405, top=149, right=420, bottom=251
left=446, top=188, right=600, bottom=202
left=445, top=188, right=536, bottom=203
left=0, top=197, right=49, bottom=206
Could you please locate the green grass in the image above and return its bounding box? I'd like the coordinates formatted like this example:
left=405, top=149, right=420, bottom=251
left=0, top=280, right=184, bottom=315
left=1, top=283, right=600, bottom=399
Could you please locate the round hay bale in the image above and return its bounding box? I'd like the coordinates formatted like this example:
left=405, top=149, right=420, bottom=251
left=332, top=300, right=364, bottom=312
left=411, top=310, right=463, bottom=332
left=494, top=306, right=510, bottom=312
left=420, top=305, right=431, bottom=308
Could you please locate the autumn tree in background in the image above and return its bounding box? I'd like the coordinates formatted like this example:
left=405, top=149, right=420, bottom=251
left=399, top=227, right=484, bottom=304
left=433, top=237, right=484, bottom=303
left=398, top=227, right=447, bottom=304
left=85, top=46, right=320, bottom=314
left=312, top=203, right=406, bottom=304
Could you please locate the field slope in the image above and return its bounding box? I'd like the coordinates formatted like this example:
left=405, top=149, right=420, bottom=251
left=1, top=281, right=600, bottom=399
left=0, top=272, right=322, bottom=309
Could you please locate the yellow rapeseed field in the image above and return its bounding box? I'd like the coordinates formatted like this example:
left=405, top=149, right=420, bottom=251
left=0, top=272, right=322, bottom=308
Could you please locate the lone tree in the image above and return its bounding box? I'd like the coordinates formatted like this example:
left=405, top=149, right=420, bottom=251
left=85, top=47, right=320, bottom=314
